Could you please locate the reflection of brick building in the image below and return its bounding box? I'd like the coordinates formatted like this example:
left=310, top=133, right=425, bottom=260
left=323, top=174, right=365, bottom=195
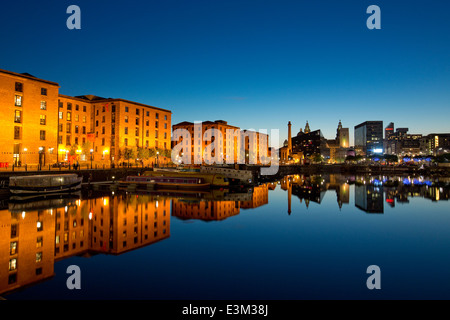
left=54, top=199, right=90, bottom=260
left=0, top=207, right=56, bottom=295
left=0, top=194, right=170, bottom=296
left=171, top=199, right=240, bottom=221
left=240, top=184, right=269, bottom=209
left=90, top=195, right=170, bottom=254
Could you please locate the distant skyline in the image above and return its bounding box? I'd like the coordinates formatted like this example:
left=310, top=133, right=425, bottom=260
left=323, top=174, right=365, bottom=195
left=1, top=0, right=449, bottom=146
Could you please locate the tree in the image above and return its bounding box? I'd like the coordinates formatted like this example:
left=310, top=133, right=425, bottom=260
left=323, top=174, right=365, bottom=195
left=81, top=142, right=91, bottom=158
left=69, top=144, right=78, bottom=156
left=137, top=147, right=150, bottom=161
left=148, top=148, right=157, bottom=158
left=310, top=153, right=323, bottom=164
left=123, top=147, right=136, bottom=166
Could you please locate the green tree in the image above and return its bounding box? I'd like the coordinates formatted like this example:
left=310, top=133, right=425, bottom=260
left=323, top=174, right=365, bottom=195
left=123, top=147, right=136, bottom=166
left=137, top=147, right=150, bottom=161
left=81, top=142, right=91, bottom=158
left=310, top=153, right=323, bottom=164
left=68, top=144, right=78, bottom=156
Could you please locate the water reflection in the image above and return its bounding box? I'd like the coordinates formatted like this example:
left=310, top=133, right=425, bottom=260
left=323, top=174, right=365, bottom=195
left=1, top=174, right=449, bottom=298
left=0, top=192, right=170, bottom=296
left=281, top=174, right=449, bottom=214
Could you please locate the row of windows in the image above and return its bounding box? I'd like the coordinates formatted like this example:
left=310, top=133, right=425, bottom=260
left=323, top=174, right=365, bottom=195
left=58, top=135, right=86, bottom=146
left=13, top=111, right=48, bottom=125
left=121, top=127, right=167, bottom=138
left=123, top=139, right=168, bottom=149
left=9, top=237, right=44, bottom=256
left=8, top=267, right=44, bottom=285
left=95, top=117, right=167, bottom=129
left=59, top=111, right=87, bottom=122
left=108, top=106, right=168, bottom=121
left=9, top=253, right=43, bottom=272
left=14, top=82, right=47, bottom=95
left=55, top=241, right=85, bottom=255
left=14, top=95, right=47, bottom=110
left=59, top=101, right=87, bottom=112
left=55, top=230, right=85, bottom=244
left=13, top=127, right=46, bottom=140
left=59, top=124, right=87, bottom=134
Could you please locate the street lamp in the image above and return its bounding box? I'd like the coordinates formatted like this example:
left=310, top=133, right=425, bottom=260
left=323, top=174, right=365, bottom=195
left=23, top=148, right=27, bottom=167
left=156, top=151, right=159, bottom=167
left=90, top=149, right=94, bottom=169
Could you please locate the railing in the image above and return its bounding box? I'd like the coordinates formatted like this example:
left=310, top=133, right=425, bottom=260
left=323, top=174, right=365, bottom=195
left=0, top=162, right=178, bottom=172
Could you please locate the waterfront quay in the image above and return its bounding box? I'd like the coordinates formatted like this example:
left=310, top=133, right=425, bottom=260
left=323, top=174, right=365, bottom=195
left=1, top=163, right=448, bottom=189
left=0, top=165, right=144, bottom=186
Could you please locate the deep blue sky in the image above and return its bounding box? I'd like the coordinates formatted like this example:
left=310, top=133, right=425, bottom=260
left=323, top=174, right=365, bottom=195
left=1, top=0, right=449, bottom=145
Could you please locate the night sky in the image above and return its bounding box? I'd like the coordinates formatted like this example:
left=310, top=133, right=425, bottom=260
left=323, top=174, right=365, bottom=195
left=1, top=0, right=449, bottom=145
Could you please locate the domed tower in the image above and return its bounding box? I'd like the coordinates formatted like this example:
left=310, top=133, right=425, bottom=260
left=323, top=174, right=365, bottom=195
left=304, top=121, right=311, bottom=134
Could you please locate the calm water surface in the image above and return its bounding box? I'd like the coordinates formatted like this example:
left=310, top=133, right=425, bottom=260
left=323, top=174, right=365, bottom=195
left=2, top=174, right=450, bottom=300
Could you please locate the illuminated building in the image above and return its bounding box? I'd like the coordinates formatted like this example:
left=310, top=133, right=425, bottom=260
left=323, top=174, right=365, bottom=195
left=354, top=183, right=384, bottom=213
left=354, top=121, right=383, bottom=156
left=58, top=95, right=172, bottom=166
left=420, top=133, right=450, bottom=156
left=0, top=68, right=172, bottom=167
left=291, top=121, right=328, bottom=161
left=171, top=199, right=240, bottom=221
left=0, top=69, right=59, bottom=167
left=240, top=184, right=269, bottom=209
left=172, top=120, right=269, bottom=165
left=0, top=202, right=57, bottom=295
left=385, top=127, right=423, bottom=156
left=326, top=120, right=350, bottom=163
left=0, top=194, right=170, bottom=296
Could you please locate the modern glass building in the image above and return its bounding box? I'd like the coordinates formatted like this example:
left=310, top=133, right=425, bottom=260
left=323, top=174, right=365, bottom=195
left=354, top=121, right=383, bottom=156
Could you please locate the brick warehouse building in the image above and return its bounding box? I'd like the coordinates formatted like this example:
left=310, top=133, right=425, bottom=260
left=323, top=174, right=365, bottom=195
left=0, top=69, right=172, bottom=168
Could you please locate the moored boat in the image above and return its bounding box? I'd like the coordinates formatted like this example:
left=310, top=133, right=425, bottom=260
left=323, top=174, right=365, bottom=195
left=9, top=174, right=82, bottom=195
left=119, top=175, right=211, bottom=190
left=142, top=171, right=229, bottom=187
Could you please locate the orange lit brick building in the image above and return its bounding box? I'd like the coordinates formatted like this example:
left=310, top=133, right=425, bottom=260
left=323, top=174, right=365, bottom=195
left=172, top=120, right=269, bottom=165
left=0, top=68, right=172, bottom=167
left=57, top=95, right=172, bottom=166
left=0, top=69, right=59, bottom=167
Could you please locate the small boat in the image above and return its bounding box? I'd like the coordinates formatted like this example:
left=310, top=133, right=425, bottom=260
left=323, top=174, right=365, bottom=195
left=142, top=171, right=229, bottom=187
left=120, top=175, right=211, bottom=190
left=9, top=174, right=82, bottom=195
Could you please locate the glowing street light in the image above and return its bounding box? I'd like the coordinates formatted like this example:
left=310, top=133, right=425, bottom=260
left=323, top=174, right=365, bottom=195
left=23, top=148, right=27, bottom=167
